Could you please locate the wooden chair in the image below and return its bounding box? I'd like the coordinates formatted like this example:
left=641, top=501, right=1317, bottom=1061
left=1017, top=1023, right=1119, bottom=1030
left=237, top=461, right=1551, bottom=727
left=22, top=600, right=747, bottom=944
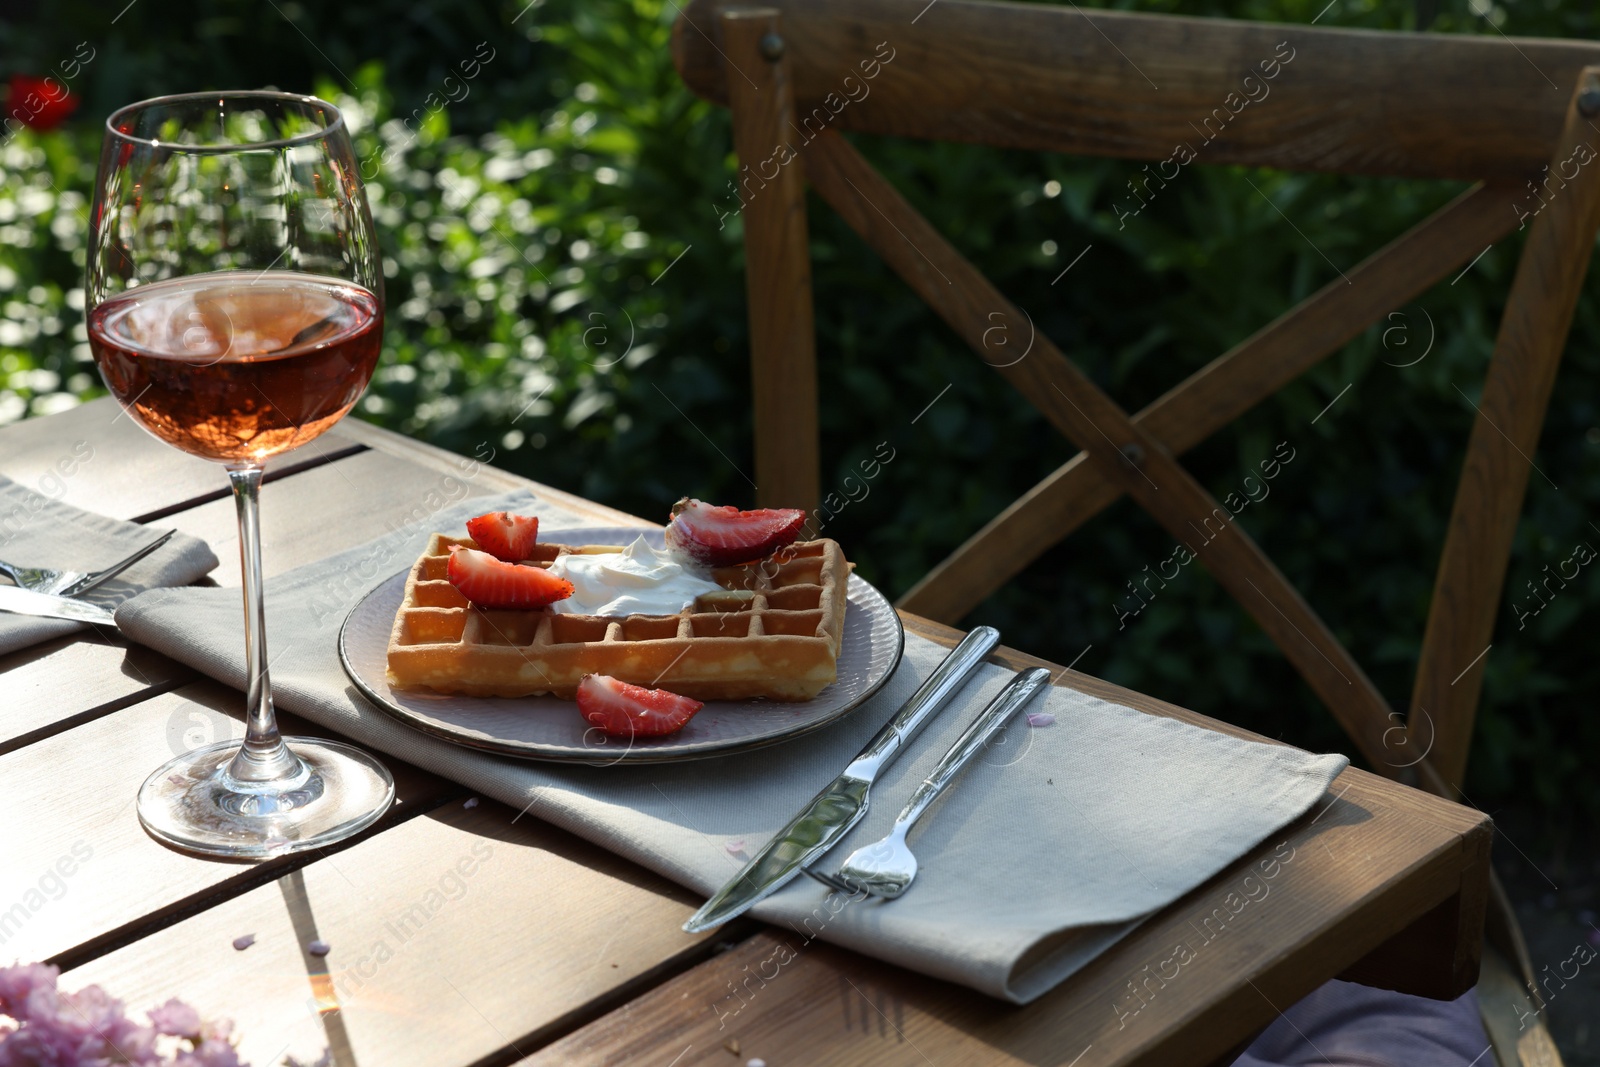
left=674, top=2, right=1596, bottom=1062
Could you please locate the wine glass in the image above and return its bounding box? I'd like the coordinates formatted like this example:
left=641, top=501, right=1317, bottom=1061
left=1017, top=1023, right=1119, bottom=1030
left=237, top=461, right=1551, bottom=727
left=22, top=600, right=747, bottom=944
left=86, top=91, right=394, bottom=858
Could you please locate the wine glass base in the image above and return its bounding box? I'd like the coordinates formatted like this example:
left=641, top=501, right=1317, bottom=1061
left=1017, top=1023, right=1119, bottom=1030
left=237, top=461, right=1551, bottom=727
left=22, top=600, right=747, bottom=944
left=137, top=736, right=395, bottom=859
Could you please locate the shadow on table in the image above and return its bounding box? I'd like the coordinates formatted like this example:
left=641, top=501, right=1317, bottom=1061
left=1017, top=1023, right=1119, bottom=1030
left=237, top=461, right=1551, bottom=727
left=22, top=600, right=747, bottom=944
left=279, top=867, right=360, bottom=1067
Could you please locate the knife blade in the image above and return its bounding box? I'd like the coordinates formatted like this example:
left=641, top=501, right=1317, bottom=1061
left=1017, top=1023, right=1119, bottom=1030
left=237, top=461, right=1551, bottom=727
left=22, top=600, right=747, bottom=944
left=683, top=624, right=1001, bottom=933
left=0, top=584, right=116, bottom=625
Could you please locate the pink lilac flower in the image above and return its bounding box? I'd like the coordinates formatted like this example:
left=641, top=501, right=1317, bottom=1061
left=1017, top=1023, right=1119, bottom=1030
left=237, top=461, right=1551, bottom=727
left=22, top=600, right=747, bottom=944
left=0, top=963, right=248, bottom=1067
left=148, top=998, right=202, bottom=1038
left=0, top=962, right=58, bottom=1019
left=173, top=1031, right=245, bottom=1067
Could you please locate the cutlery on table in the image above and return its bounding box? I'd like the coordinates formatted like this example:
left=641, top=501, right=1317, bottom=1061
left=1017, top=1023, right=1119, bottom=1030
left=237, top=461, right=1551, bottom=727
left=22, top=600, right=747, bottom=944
left=0, top=529, right=175, bottom=597
left=808, top=666, right=1052, bottom=900
left=0, top=584, right=117, bottom=625
left=682, top=625, right=1002, bottom=933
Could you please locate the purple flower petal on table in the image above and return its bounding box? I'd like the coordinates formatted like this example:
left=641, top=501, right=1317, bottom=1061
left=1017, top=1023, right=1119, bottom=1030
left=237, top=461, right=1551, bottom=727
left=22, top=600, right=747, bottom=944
left=463, top=797, right=479, bottom=809
left=307, top=939, right=331, bottom=957
left=231, top=934, right=255, bottom=951
left=725, top=838, right=746, bottom=855
left=1026, top=712, right=1055, bottom=728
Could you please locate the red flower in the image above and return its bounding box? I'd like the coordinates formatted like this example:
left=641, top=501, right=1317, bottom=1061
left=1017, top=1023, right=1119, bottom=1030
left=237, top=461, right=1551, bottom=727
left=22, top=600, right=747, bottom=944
left=6, top=74, right=79, bottom=132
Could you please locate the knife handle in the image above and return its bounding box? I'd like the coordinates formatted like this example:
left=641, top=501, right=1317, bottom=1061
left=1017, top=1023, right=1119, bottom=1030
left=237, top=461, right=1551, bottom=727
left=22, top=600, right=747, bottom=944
left=894, top=667, right=1051, bottom=831
left=843, top=625, right=1000, bottom=782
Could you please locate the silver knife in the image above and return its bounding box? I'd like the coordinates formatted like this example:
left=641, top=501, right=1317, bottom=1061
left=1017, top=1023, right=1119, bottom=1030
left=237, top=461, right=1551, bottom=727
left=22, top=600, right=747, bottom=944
left=0, top=584, right=117, bottom=625
left=683, top=624, right=1001, bottom=932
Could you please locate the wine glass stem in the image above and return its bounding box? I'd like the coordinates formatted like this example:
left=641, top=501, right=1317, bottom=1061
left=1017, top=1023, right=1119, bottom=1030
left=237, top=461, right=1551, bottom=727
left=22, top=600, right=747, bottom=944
left=224, top=464, right=301, bottom=785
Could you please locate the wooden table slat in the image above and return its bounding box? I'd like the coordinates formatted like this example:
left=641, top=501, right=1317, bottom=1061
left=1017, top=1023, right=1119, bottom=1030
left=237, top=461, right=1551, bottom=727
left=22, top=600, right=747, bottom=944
left=0, top=632, right=192, bottom=755
left=66, top=798, right=720, bottom=1067
left=0, top=397, right=363, bottom=523
left=3, top=442, right=524, bottom=750
left=0, top=680, right=458, bottom=968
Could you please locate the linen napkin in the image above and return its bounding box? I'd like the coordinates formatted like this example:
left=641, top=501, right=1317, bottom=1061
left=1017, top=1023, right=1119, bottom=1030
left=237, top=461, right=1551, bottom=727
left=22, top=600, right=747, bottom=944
left=115, top=490, right=1348, bottom=1003
left=0, top=477, right=219, bottom=657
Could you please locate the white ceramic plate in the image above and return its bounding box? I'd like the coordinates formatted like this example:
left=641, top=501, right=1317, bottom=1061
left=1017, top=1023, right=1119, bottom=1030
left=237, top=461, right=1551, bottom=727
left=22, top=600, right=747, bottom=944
left=338, top=526, right=905, bottom=763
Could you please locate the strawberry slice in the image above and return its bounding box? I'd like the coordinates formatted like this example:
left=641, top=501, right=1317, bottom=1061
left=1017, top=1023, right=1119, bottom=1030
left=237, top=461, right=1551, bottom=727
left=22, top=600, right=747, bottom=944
left=447, top=545, right=573, bottom=609
left=664, top=498, right=806, bottom=566
left=576, top=674, right=705, bottom=737
left=465, top=511, right=540, bottom=562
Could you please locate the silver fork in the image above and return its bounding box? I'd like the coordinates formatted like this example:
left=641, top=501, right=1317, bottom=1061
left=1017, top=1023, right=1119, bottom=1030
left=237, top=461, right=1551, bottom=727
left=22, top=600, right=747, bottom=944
left=806, top=666, right=1052, bottom=900
left=0, top=529, right=176, bottom=597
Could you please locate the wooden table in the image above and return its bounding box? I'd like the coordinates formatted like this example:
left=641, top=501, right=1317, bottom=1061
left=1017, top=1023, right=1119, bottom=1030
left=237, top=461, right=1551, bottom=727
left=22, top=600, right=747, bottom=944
left=0, top=399, right=1492, bottom=1067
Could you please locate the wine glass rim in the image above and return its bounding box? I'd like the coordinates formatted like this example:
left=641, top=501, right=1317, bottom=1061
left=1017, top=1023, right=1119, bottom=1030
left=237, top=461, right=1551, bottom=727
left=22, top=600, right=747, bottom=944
left=104, top=90, right=347, bottom=153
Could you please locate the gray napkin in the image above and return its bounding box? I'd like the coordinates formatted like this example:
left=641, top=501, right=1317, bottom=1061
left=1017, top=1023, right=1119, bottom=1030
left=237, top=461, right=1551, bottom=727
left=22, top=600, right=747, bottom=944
left=0, top=477, right=219, bottom=656
left=115, top=489, right=1348, bottom=1003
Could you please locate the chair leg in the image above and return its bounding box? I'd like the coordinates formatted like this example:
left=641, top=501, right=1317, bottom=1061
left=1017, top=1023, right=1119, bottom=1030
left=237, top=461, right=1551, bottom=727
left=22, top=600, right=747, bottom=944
left=720, top=8, right=821, bottom=514
left=1485, top=869, right=1543, bottom=1010
left=1409, top=65, right=1600, bottom=789
left=1477, top=940, right=1567, bottom=1067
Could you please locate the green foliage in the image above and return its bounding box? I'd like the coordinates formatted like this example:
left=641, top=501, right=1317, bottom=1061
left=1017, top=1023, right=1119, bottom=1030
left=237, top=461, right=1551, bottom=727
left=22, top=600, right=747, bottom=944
left=3, top=0, right=1597, bottom=817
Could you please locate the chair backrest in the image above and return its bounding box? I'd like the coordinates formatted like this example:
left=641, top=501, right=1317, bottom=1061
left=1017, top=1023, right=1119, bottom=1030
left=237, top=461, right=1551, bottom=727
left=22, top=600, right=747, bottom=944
left=672, top=0, right=1600, bottom=804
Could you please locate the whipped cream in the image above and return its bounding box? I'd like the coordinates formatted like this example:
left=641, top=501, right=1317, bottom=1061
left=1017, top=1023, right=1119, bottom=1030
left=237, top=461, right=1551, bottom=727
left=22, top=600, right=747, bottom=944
left=547, top=535, right=723, bottom=616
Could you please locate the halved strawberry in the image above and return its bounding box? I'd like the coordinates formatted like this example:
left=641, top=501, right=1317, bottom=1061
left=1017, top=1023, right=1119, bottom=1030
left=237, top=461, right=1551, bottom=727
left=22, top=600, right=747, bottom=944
left=447, top=545, right=573, bottom=609
left=465, top=511, right=540, bottom=562
left=664, top=498, right=806, bottom=566
left=576, top=674, right=704, bottom=737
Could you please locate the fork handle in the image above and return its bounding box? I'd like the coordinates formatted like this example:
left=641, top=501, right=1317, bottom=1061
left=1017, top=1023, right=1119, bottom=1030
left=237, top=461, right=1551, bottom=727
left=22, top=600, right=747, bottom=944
left=60, top=529, right=176, bottom=597
left=893, top=667, right=1052, bottom=832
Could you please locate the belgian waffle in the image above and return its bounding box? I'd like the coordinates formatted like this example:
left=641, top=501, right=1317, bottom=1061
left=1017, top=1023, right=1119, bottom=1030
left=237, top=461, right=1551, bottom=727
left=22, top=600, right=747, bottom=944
left=385, top=535, right=851, bottom=701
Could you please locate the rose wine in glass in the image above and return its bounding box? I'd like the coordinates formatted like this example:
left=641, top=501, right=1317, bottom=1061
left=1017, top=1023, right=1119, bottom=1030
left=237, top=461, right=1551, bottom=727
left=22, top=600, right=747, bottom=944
left=87, top=92, right=393, bottom=858
left=90, top=273, right=382, bottom=460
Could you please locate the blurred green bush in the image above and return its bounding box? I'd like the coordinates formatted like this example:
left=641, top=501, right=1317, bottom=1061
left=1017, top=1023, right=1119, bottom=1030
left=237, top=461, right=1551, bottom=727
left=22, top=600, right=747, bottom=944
left=3, top=0, right=1596, bottom=819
